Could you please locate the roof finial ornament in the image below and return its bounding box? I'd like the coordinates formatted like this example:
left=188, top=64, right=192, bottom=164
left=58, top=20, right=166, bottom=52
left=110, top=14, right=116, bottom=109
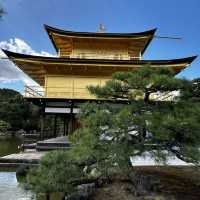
left=98, top=23, right=106, bottom=33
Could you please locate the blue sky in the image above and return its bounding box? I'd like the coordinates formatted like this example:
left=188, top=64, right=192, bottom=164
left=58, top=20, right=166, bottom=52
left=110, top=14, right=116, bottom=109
left=0, top=0, right=200, bottom=93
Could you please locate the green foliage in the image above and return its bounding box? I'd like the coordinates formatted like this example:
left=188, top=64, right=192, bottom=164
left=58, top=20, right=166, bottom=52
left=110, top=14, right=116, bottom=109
left=26, top=66, right=200, bottom=195
left=88, top=66, right=186, bottom=101
left=78, top=66, right=200, bottom=166
left=0, top=88, right=20, bottom=101
left=181, top=78, right=200, bottom=101
left=26, top=151, right=82, bottom=193
left=70, top=103, right=134, bottom=174
left=0, top=88, right=40, bottom=131
left=0, top=120, right=11, bottom=132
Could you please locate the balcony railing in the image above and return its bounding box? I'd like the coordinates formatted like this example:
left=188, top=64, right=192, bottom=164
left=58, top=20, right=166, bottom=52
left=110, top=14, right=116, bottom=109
left=24, top=85, right=176, bottom=101
left=24, top=85, right=45, bottom=97
left=24, top=85, right=94, bottom=99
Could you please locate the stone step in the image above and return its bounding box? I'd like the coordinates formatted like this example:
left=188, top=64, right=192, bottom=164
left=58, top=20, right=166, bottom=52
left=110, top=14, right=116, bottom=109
left=36, top=142, right=71, bottom=148
left=22, top=134, right=40, bottom=139
left=23, top=143, right=37, bottom=150
left=0, top=158, right=39, bottom=164
left=0, top=162, right=38, bottom=168
left=36, top=146, right=71, bottom=151
left=23, top=139, right=38, bottom=142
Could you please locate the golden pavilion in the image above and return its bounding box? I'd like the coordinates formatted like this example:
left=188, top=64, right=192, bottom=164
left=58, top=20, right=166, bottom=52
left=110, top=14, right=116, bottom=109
left=2, top=25, right=197, bottom=137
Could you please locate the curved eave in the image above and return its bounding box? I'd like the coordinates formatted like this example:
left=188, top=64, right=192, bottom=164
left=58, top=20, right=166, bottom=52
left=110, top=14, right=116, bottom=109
left=2, top=50, right=45, bottom=86
left=3, top=49, right=197, bottom=66
left=44, top=24, right=157, bottom=38
left=44, top=24, right=157, bottom=55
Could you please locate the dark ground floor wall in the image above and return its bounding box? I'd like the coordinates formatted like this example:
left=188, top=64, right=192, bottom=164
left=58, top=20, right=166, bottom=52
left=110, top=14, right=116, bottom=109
left=40, top=113, right=80, bottom=139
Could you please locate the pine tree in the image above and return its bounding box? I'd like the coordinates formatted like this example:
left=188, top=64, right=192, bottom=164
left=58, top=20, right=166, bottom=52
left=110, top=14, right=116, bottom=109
left=72, top=66, right=200, bottom=173
left=26, top=66, right=200, bottom=195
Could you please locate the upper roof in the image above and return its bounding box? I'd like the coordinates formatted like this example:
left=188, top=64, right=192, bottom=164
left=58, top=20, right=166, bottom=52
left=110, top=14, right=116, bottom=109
left=2, top=49, right=197, bottom=86
left=44, top=24, right=157, bottom=38
left=44, top=25, right=157, bottom=56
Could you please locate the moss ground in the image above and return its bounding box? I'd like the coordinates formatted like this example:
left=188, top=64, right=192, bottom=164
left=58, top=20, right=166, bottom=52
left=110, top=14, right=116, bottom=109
left=91, top=166, right=200, bottom=200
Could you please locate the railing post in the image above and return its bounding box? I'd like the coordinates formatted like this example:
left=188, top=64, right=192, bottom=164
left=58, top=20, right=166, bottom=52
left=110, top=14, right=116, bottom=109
left=24, top=85, right=27, bottom=97
left=73, top=80, right=74, bottom=98
left=45, top=85, right=47, bottom=97
left=23, top=85, right=44, bottom=98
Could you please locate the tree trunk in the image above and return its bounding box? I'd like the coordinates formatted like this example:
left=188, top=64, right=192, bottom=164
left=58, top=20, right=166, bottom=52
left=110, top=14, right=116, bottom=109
left=144, top=91, right=150, bottom=103
left=46, top=193, right=50, bottom=200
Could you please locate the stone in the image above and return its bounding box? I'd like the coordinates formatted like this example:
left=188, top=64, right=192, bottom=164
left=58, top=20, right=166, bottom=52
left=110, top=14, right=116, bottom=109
left=129, top=171, right=160, bottom=196
left=16, top=164, right=29, bottom=177
left=66, top=183, right=95, bottom=200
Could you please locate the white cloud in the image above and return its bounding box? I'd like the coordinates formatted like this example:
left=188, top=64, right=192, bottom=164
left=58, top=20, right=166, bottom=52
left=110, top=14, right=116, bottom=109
left=0, top=38, right=55, bottom=85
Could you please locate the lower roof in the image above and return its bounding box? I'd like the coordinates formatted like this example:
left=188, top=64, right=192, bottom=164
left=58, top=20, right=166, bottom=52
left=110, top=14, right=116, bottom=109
left=2, top=49, right=197, bottom=86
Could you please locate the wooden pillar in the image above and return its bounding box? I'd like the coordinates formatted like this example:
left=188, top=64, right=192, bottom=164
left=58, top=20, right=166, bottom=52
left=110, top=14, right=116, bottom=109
left=40, top=114, right=45, bottom=140
left=65, top=115, right=69, bottom=136
left=53, top=115, right=57, bottom=137
left=68, top=102, right=74, bottom=134
left=40, top=100, right=46, bottom=139
left=63, top=115, right=68, bottom=136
